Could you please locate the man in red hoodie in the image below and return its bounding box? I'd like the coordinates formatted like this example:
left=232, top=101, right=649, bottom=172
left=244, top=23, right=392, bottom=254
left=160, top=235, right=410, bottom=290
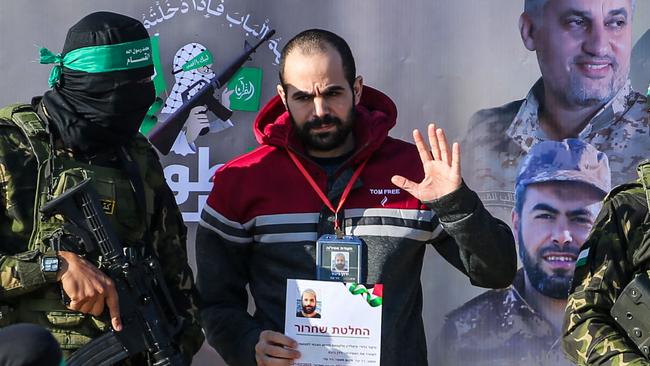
left=196, top=29, right=517, bottom=366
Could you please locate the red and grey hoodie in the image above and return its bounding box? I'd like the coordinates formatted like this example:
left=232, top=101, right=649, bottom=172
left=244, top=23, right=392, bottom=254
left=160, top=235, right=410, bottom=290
left=196, top=86, right=516, bottom=366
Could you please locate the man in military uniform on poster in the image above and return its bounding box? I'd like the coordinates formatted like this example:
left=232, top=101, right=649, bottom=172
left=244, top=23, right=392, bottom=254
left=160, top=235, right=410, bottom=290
left=462, top=0, right=649, bottom=225
left=437, top=139, right=610, bottom=366
left=0, top=11, right=203, bottom=364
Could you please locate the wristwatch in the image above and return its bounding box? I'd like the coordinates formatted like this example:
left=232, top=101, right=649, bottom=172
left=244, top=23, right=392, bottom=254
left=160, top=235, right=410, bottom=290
left=41, top=255, right=60, bottom=282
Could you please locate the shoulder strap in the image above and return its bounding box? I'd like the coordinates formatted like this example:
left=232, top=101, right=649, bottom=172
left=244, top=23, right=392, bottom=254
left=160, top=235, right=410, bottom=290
left=0, top=103, right=50, bottom=165
left=0, top=103, right=46, bottom=135
left=0, top=103, right=53, bottom=250
left=118, top=146, right=152, bottom=245
left=638, top=160, right=650, bottom=210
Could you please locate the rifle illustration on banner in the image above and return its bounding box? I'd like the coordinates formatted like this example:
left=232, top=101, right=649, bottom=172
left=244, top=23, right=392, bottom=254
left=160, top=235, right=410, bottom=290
left=40, top=179, right=187, bottom=366
left=148, top=29, right=275, bottom=155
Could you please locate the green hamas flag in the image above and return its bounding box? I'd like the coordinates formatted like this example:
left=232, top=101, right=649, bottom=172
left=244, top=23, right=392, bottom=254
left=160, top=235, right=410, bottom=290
left=140, top=34, right=166, bottom=134
left=226, top=67, right=262, bottom=111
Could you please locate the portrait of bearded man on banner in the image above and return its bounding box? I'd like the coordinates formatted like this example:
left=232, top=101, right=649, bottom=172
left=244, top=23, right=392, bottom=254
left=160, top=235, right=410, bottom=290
left=461, top=0, right=649, bottom=226
left=436, top=139, right=610, bottom=366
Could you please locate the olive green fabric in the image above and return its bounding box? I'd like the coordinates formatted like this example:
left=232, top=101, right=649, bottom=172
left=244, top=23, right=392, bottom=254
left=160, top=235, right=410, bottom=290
left=0, top=104, right=204, bottom=359
left=639, top=160, right=650, bottom=210
left=563, top=160, right=650, bottom=365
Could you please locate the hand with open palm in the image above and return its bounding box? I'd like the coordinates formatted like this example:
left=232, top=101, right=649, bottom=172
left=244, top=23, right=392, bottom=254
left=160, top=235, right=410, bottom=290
left=391, top=123, right=462, bottom=202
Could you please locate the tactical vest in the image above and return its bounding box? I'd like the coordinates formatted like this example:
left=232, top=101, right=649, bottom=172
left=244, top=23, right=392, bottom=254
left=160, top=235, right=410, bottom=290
left=0, top=103, right=157, bottom=350
left=639, top=160, right=650, bottom=211
left=607, top=160, right=650, bottom=356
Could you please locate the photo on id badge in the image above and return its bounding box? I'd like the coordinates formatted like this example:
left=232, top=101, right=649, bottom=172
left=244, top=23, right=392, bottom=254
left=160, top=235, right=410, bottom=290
left=316, top=234, right=363, bottom=282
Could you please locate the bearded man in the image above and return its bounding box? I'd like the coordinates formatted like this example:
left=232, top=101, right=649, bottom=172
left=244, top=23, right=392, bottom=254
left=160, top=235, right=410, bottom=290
left=196, top=28, right=517, bottom=366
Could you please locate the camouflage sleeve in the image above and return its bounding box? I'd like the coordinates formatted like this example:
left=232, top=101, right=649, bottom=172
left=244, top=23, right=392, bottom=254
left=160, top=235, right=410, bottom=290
left=0, top=250, right=53, bottom=299
left=459, top=101, right=520, bottom=191
left=562, top=194, right=650, bottom=365
left=0, top=126, right=52, bottom=299
left=148, top=156, right=205, bottom=361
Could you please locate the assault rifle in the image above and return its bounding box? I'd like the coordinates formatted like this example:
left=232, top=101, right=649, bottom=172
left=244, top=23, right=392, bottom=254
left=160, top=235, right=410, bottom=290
left=148, top=29, right=276, bottom=155
left=40, top=179, right=186, bottom=366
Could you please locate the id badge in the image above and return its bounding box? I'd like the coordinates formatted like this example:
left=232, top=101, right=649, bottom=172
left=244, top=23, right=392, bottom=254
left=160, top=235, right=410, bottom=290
left=315, top=234, right=363, bottom=282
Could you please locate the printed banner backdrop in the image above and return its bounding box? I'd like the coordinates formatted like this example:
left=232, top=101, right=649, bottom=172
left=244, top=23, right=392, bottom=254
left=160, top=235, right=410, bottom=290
left=1, top=1, right=649, bottom=365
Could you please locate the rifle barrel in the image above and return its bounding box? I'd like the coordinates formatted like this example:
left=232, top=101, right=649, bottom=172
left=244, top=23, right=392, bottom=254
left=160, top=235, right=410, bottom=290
left=148, top=30, right=276, bottom=155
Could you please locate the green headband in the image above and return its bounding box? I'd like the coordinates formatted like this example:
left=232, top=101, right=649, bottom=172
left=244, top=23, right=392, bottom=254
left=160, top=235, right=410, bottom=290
left=40, top=38, right=153, bottom=87
left=182, top=49, right=213, bottom=72
left=172, top=49, right=214, bottom=74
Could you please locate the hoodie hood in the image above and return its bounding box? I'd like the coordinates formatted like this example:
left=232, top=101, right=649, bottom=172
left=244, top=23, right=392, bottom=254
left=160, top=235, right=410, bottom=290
left=253, top=85, right=398, bottom=162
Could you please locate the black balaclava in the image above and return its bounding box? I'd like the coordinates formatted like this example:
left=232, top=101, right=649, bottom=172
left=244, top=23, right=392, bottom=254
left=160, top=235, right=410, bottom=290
left=42, top=11, right=155, bottom=154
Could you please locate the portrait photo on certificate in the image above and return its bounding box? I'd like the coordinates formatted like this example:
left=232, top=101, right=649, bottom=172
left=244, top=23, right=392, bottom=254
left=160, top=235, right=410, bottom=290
left=285, top=279, right=382, bottom=366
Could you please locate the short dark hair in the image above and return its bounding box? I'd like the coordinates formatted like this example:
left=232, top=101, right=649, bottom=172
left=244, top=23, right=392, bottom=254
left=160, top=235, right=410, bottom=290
left=302, top=289, right=317, bottom=300
left=524, top=0, right=547, bottom=19
left=279, top=29, right=356, bottom=89
left=524, top=0, right=636, bottom=21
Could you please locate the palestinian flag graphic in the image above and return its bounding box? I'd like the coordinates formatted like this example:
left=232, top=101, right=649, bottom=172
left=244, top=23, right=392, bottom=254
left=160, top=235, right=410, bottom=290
left=348, top=283, right=383, bottom=307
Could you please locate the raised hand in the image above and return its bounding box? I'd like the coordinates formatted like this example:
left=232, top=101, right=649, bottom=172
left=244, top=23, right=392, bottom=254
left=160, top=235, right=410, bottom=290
left=184, top=105, right=210, bottom=143
left=391, top=123, right=462, bottom=202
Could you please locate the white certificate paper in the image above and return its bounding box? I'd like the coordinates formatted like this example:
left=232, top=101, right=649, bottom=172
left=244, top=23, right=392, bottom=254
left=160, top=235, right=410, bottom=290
left=285, top=279, right=382, bottom=366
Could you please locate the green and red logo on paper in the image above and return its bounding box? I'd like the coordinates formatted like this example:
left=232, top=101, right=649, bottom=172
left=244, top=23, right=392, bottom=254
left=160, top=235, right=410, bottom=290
left=349, top=283, right=383, bottom=307
left=226, top=67, right=263, bottom=111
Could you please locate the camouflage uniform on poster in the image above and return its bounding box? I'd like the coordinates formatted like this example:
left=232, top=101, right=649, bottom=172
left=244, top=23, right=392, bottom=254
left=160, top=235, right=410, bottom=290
left=436, top=271, right=569, bottom=366
left=563, top=161, right=650, bottom=365
left=0, top=12, right=203, bottom=363
left=437, top=139, right=611, bottom=366
left=463, top=80, right=649, bottom=224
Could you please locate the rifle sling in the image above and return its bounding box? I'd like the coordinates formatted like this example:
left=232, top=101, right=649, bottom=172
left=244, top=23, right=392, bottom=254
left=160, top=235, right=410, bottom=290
left=118, top=147, right=153, bottom=250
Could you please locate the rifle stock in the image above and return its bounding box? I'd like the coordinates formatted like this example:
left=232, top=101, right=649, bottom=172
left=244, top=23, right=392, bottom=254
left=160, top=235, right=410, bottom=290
left=148, top=29, right=276, bottom=155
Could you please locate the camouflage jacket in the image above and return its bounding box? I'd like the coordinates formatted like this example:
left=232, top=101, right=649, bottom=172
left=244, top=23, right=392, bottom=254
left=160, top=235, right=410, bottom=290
left=462, top=79, right=649, bottom=225
left=435, top=270, right=572, bottom=366
left=0, top=105, right=204, bottom=360
left=562, top=176, right=650, bottom=365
